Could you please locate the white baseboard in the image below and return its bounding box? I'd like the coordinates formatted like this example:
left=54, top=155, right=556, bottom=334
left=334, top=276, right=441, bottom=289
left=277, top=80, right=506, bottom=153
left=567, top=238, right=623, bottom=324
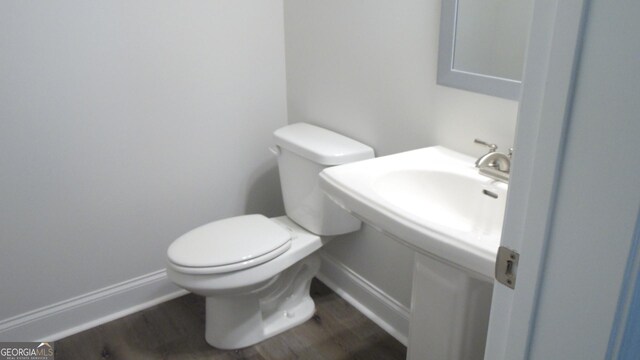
left=0, top=269, right=188, bottom=342
left=0, top=257, right=409, bottom=344
left=316, top=252, right=410, bottom=346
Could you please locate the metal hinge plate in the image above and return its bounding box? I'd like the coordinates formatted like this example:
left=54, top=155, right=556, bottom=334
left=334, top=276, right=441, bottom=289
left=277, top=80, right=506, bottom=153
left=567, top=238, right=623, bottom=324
left=495, top=246, right=519, bottom=289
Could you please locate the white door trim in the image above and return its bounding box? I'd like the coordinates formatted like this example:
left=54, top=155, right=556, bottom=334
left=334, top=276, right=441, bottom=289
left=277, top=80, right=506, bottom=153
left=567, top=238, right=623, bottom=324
left=483, top=0, right=590, bottom=358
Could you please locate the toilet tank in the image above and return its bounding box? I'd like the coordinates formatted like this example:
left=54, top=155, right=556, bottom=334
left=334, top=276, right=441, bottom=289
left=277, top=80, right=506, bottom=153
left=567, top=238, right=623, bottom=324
left=273, top=123, right=374, bottom=236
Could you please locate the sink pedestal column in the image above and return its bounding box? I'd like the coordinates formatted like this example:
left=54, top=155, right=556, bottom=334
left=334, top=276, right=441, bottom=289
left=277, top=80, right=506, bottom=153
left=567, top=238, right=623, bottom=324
left=408, top=253, right=493, bottom=360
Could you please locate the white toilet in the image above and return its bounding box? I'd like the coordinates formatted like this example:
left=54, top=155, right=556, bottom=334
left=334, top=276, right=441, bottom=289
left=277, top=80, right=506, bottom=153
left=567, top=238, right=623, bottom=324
left=166, top=123, right=374, bottom=349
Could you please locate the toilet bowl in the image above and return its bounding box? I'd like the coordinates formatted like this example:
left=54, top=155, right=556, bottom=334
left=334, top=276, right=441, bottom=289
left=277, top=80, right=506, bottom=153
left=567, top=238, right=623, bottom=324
left=166, top=123, right=374, bottom=349
left=167, top=216, right=324, bottom=349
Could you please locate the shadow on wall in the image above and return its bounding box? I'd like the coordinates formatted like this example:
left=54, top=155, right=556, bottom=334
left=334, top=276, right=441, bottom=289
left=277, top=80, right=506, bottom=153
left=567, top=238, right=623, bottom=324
left=244, top=163, right=285, bottom=217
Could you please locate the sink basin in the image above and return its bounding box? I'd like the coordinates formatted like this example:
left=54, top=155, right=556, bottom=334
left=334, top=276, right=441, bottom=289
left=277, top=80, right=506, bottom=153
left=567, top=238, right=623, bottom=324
left=319, top=146, right=508, bottom=279
left=374, top=169, right=505, bottom=239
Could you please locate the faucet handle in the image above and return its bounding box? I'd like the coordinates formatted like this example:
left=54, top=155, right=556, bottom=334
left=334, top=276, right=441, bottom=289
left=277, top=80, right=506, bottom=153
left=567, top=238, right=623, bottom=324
left=508, top=148, right=514, bottom=158
left=474, top=139, right=498, bottom=152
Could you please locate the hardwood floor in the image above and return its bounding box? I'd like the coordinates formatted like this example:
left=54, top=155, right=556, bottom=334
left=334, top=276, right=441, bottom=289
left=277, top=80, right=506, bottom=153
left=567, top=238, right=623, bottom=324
left=55, top=279, right=407, bottom=359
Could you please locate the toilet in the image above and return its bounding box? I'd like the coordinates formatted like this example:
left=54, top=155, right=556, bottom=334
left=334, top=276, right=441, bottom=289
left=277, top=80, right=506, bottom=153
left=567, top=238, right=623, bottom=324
left=166, top=123, right=374, bottom=349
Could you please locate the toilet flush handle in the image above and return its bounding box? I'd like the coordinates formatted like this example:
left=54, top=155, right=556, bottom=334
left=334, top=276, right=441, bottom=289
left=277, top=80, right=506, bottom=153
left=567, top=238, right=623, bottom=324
left=268, top=146, right=280, bottom=156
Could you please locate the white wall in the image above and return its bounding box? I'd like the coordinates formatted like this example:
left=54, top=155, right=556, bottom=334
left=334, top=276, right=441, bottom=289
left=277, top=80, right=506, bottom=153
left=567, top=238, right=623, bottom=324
left=0, top=0, right=286, bottom=328
left=284, top=0, right=518, bottom=312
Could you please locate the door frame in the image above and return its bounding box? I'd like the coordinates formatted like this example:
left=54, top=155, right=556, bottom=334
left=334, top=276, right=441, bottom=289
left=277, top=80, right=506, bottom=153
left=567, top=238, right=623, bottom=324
left=483, top=0, right=590, bottom=358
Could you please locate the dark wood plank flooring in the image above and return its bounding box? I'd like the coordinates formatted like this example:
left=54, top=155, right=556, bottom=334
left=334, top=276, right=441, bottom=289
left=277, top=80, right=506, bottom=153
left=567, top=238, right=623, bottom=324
left=55, top=279, right=406, bottom=359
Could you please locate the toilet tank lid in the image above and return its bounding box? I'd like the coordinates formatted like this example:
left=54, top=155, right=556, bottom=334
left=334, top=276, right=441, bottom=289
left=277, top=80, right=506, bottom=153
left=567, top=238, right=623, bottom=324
left=274, top=123, right=375, bottom=165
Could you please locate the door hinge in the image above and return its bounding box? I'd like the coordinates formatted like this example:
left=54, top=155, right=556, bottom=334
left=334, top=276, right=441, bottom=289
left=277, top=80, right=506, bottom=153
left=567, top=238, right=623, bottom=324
left=495, top=246, right=519, bottom=289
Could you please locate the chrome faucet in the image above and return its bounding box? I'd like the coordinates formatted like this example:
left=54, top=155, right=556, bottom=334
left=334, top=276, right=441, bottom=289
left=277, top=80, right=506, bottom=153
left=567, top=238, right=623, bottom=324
left=474, top=139, right=512, bottom=183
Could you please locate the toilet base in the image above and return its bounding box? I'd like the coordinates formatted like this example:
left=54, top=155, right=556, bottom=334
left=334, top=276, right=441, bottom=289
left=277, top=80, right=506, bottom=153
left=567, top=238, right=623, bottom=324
left=204, top=253, right=321, bottom=349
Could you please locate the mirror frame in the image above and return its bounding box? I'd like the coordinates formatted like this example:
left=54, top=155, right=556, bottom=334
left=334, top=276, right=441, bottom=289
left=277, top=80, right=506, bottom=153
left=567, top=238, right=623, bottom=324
left=437, top=0, right=522, bottom=100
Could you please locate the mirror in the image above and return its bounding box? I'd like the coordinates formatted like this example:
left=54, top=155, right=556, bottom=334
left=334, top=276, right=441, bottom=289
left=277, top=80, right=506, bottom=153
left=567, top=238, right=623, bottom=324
left=437, top=0, right=534, bottom=100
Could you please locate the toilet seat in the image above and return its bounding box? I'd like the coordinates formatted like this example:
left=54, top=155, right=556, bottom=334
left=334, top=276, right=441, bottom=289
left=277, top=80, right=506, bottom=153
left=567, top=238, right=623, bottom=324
left=167, top=214, right=292, bottom=275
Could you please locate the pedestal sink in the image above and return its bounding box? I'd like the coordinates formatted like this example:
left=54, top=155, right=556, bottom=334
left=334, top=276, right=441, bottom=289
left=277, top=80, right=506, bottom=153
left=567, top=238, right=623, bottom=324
left=319, top=146, right=508, bottom=360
